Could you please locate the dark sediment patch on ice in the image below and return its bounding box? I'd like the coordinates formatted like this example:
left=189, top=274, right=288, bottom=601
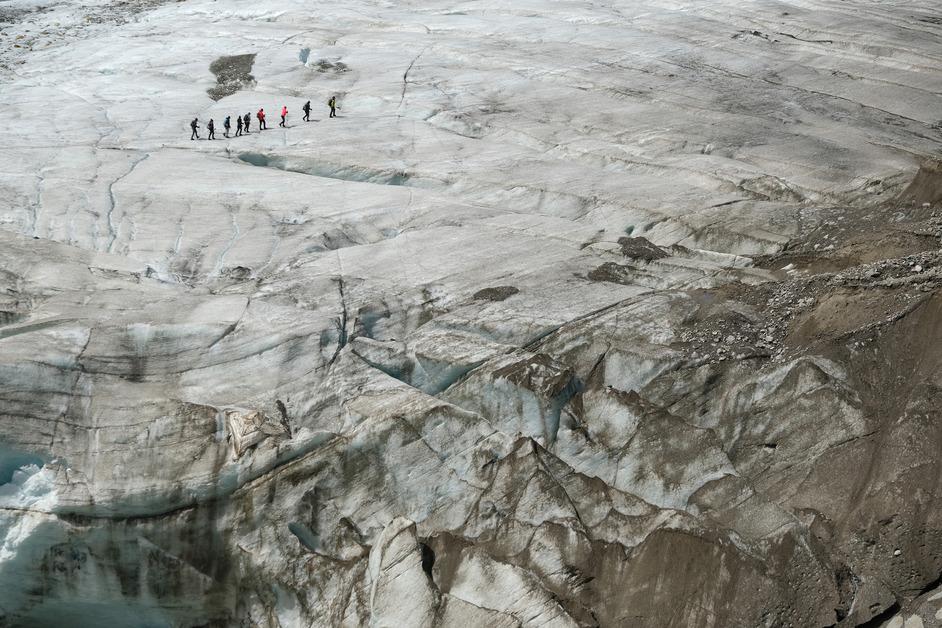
left=237, top=153, right=411, bottom=186
left=473, top=286, right=519, bottom=301
left=758, top=230, right=939, bottom=276
left=738, top=174, right=806, bottom=203
left=588, top=262, right=638, bottom=285
left=755, top=200, right=942, bottom=276
left=0, top=7, right=30, bottom=23
left=898, top=159, right=942, bottom=206
left=618, top=236, right=668, bottom=261
left=221, top=265, right=253, bottom=281
left=207, top=54, right=256, bottom=101
left=311, top=59, right=349, bottom=73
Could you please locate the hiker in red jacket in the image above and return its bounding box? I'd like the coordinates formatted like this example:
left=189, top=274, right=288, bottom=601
left=280, top=105, right=288, bottom=127
left=257, top=108, right=267, bottom=130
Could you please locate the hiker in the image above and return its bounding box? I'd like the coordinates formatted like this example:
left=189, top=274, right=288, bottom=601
left=328, top=95, right=337, bottom=118
left=257, top=108, right=267, bottom=130
left=243, top=112, right=251, bottom=133
left=236, top=115, right=243, bottom=136
left=280, top=105, right=287, bottom=127
left=190, top=118, right=199, bottom=140
left=207, top=118, right=216, bottom=140
left=223, top=115, right=231, bottom=138
left=302, top=100, right=311, bottom=121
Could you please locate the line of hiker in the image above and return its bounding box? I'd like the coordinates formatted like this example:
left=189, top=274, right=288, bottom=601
left=189, top=97, right=338, bottom=140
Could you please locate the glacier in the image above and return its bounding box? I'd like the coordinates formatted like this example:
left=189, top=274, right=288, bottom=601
left=2, top=0, right=942, bottom=625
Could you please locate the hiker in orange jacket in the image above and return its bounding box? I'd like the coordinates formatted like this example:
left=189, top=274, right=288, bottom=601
left=257, top=108, right=267, bottom=130
left=280, top=105, right=288, bottom=127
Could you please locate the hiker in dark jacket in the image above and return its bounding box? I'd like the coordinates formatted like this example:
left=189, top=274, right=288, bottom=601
left=190, top=118, right=199, bottom=140
left=243, top=112, right=251, bottom=133
left=328, top=96, right=337, bottom=118
left=223, top=115, right=231, bottom=138
left=236, top=115, right=243, bottom=136
left=207, top=118, right=216, bottom=140
left=302, top=100, right=311, bottom=121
